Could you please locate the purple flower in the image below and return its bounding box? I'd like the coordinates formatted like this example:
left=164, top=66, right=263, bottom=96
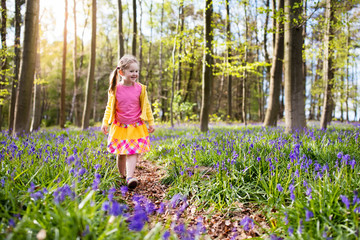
left=128, top=209, right=148, bottom=231
left=270, top=234, right=283, bottom=240
left=337, top=152, right=343, bottom=159
left=174, top=223, right=186, bottom=237
left=305, top=209, right=314, bottom=221
left=120, top=186, right=128, bottom=197
left=340, top=195, right=350, bottom=209
left=240, top=216, right=254, bottom=231
left=277, top=184, right=283, bottom=192
left=27, top=182, right=36, bottom=193
left=170, top=194, right=183, bottom=208
left=109, top=200, right=127, bottom=216
left=288, top=226, right=294, bottom=236
left=354, top=207, right=360, bottom=214
left=163, top=231, right=170, bottom=240
left=284, top=212, right=289, bottom=225
left=108, top=187, right=117, bottom=201
left=78, top=168, right=87, bottom=176
left=102, top=201, right=110, bottom=211
left=1, top=178, right=5, bottom=187
left=157, top=202, right=166, bottom=214
left=8, top=218, right=16, bottom=228
left=94, top=164, right=102, bottom=170
left=30, top=191, right=44, bottom=201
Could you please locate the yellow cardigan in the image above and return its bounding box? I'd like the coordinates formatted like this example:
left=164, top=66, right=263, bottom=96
left=102, top=83, right=154, bottom=127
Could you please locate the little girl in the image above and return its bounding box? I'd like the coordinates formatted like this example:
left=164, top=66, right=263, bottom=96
left=101, top=55, right=155, bottom=189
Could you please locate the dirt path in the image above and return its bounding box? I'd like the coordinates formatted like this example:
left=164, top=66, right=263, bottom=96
left=121, top=158, right=268, bottom=239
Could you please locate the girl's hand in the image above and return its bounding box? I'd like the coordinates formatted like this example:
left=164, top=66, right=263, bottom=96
left=101, top=125, right=108, bottom=134
left=148, top=125, right=155, bottom=133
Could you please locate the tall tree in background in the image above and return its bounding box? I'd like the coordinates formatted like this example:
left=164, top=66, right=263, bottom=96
left=177, top=0, right=184, bottom=93
left=30, top=19, right=41, bottom=131
left=9, top=0, right=24, bottom=132
left=226, top=0, right=232, bottom=119
left=320, top=0, right=336, bottom=129
left=132, top=0, right=137, bottom=56
left=170, top=2, right=181, bottom=127
left=263, top=0, right=284, bottom=127
left=60, top=0, right=68, bottom=128
left=82, top=0, right=96, bottom=129
left=0, top=0, right=7, bottom=131
left=138, top=0, right=143, bottom=81
left=145, top=1, right=153, bottom=86
left=12, top=0, right=40, bottom=135
left=70, top=0, right=81, bottom=126
left=159, top=0, right=165, bottom=121
left=200, top=0, right=213, bottom=132
left=284, top=0, right=306, bottom=133
left=118, top=0, right=124, bottom=59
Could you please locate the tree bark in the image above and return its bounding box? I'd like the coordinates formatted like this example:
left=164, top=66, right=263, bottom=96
left=200, top=0, right=213, bottom=132
left=177, top=0, right=184, bottom=93
left=263, top=0, right=284, bottom=127
left=320, top=0, right=336, bottom=130
left=60, top=0, right=68, bottom=128
left=30, top=19, right=42, bottom=132
left=284, top=0, right=306, bottom=133
left=138, top=0, right=143, bottom=82
left=9, top=0, right=23, bottom=132
left=159, top=0, right=165, bottom=121
left=13, top=0, right=40, bottom=135
left=82, top=0, right=96, bottom=130
left=226, top=0, right=232, bottom=119
left=132, top=0, right=137, bottom=56
left=145, top=1, right=153, bottom=87
left=0, top=0, right=7, bottom=131
left=117, top=0, right=124, bottom=59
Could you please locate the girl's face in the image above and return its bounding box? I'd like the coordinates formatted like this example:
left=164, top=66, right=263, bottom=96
left=120, top=62, right=139, bottom=84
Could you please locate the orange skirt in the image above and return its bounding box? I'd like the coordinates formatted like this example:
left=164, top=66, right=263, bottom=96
left=107, top=120, right=150, bottom=155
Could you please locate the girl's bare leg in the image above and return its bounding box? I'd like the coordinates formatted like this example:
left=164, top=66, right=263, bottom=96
left=126, top=154, right=138, bottom=178
left=116, top=154, right=126, bottom=178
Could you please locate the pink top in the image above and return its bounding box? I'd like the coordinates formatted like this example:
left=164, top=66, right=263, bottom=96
left=115, top=83, right=142, bottom=124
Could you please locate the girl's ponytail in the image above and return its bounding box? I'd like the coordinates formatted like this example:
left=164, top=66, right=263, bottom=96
left=108, top=67, right=118, bottom=94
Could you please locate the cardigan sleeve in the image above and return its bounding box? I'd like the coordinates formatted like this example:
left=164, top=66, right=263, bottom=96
left=144, top=88, right=155, bottom=126
left=102, top=92, right=114, bottom=127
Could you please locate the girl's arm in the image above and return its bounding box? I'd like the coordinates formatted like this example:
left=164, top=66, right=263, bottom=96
left=101, top=92, right=114, bottom=133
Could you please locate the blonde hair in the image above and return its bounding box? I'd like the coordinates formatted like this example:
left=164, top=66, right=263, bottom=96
left=108, top=55, right=139, bottom=94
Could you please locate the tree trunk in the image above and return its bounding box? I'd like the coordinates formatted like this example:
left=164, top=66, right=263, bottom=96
left=170, top=3, right=181, bottom=127
left=145, top=1, right=153, bottom=87
left=200, top=0, right=213, bottom=132
left=12, top=0, right=40, bottom=135
left=117, top=0, right=124, bottom=59
left=263, top=0, right=284, bottom=127
left=226, top=0, right=232, bottom=119
left=183, top=39, right=195, bottom=103
left=138, top=0, right=143, bottom=82
left=320, top=0, right=335, bottom=130
left=30, top=20, right=42, bottom=132
left=242, top=47, right=247, bottom=125
left=60, top=0, right=68, bottom=128
left=284, top=0, right=306, bottom=133
left=9, top=0, right=23, bottom=132
left=159, top=0, right=165, bottom=121
left=0, top=0, right=7, bottom=131
left=177, top=0, right=184, bottom=93
left=82, top=0, right=96, bottom=130
left=132, top=0, right=137, bottom=56
left=69, top=0, right=81, bottom=127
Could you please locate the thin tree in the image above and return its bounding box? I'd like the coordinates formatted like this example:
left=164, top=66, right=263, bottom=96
left=145, top=1, right=153, bottom=87
left=200, top=0, right=213, bottom=132
left=12, top=0, right=40, bottom=135
left=177, top=0, right=184, bottom=93
left=284, top=0, right=306, bottom=133
left=0, top=0, right=7, bottom=131
left=138, top=0, right=143, bottom=82
left=226, top=0, right=232, bottom=119
left=320, top=0, right=336, bottom=129
left=159, top=0, right=165, bottom=121
left=263, top=0, right=284, bottom=127
left=60, top=0, right=68, bottom=128
left=170, top=2, right=181, bottom=127
left=118, top=0, right=124, bottom=59
left=30, top=18, right=41, bottom=132
left=9, top=0, right=24, bottom=132
left=132, top=0, right=137, bottom=56
left=82, top=0, right=96, bottom=130
left=69, top=0, right=81, bottom=126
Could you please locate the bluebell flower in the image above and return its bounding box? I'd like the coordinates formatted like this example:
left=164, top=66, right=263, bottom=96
left=94, top=164, right=102, bottom=170
left=284, top=212, right=289, bottom=225
left=340, top=195, right=350, bottom=209
left=157, top=202, right=165, bottom=214
left=276, top=184, right=283, bottom=192
left=8, top=218, right=16, bottom=228
left=306, top=187, right=312, bottom=199
left=240, top=216, right=254, bottom=231
left=170, top=194, right=183, bottom=208
left=30, top=191, right=44, bottom=201
left=163, top=231, right=170, bottom=240
left=354, top=207, right=360, bottom=214
left=174, top=223, right=186, bottom=237
left=270, top=234, right=283, bottom=240
left=102, top=201, right=110, bottom=211
left=110, top=200, right=127, bottom=216
left=305, top=209, right=314, bottom=221
left=337, top=152, right=343, bottom=159
left=28, top=182, right=36, bottom=193
left=128, top=209, right=148, bottom=231
left=120, top=186, right=128, bottom=197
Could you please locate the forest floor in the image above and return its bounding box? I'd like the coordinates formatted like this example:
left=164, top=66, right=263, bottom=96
left=119, top=157, right=269, bottom=239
